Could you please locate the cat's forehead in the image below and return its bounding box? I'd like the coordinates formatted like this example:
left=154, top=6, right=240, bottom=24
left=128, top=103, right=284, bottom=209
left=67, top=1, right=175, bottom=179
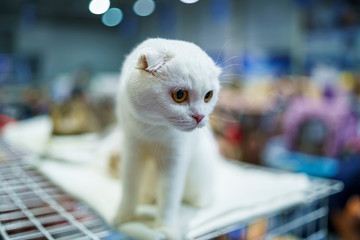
left=169, top=57, right=219, bottom=84
left=162, top=63, right=219, bottom=93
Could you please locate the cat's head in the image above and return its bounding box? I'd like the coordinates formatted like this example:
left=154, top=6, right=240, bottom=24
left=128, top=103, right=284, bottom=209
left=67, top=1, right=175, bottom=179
left=127, top=39, right=221, bottom=132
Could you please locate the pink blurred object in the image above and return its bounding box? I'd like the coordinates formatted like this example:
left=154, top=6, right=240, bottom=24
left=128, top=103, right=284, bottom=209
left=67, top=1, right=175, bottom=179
left=282, top=87, right=358, bottom=157
left=0, top=114, right=16, bottom=130
left=224, top=123, right=243, bottom=145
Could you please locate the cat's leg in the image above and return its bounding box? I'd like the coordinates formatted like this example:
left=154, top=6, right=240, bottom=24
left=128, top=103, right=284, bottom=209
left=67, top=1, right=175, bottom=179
left=138, top=159, right=157, bottom=205
left=155, top=146, right=189, bottom=239
left=183, top=129, right=218, bottom=207
left=183, top=157, right=215, bottom=207
left=113, top=138, right=145, bottom=226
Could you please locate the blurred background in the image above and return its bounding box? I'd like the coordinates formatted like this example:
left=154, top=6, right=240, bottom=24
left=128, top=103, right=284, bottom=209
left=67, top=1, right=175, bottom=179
left=0, top=0, right=360, bottom=239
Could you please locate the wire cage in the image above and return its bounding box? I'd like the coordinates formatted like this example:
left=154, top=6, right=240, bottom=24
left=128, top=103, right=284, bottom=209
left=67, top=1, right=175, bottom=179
left=0, top=139, right=130, bottom=240
left=0, top=139, right=343, bottom=240
left=195, top=164, right=343, bottom=240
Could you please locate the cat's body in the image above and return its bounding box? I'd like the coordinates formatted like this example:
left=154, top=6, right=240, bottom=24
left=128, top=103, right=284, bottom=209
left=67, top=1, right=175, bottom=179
left=114, top=38, right=221, bottom=239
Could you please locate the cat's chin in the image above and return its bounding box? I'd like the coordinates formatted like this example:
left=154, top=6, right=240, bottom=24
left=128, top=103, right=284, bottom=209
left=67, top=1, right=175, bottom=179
left=172, top=124, right=196, bottom=132
left=181, top=126, right=197, bottom=132
left=176, top=123, right=206, bottom=132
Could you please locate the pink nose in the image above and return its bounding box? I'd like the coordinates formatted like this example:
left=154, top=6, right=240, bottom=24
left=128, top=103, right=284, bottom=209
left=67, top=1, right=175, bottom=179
left=192, top=114, right=205, bottom=124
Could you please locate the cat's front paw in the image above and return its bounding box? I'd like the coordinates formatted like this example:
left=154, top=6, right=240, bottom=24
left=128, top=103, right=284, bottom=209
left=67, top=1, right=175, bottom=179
left=119, top=222, right=167, bottom=240
left=156, top=225, right=181, bottom=240
left=113, top=212, right=136, bottom=227
left=186, top=193, right=212, bottom=208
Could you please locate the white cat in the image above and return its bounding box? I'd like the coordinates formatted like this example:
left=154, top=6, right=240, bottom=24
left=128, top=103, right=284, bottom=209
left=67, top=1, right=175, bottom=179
left=114, top=38, right=221, bottom=239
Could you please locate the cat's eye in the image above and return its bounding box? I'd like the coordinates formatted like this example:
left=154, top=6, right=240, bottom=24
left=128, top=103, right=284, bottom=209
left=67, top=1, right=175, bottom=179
left=172, top=89, right=188, bottom=103
left=204, top=90, right=213, bottom=103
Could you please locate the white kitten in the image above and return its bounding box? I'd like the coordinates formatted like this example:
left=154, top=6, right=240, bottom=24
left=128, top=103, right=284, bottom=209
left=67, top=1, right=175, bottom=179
left=114, top=38, right=221, bottom=239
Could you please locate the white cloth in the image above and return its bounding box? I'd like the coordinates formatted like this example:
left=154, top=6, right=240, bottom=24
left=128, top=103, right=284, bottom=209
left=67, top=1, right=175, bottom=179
left=2, top=116, right=310, bottom=239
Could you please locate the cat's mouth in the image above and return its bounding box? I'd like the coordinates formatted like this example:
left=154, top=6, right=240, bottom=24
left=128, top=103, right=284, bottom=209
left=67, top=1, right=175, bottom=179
left=167, top=115, right=207, bottom=132
left=196, top=120, right=206, bottom=129
left=176, top=119, right=206, bottom=132
left=182, top=125, right=199, bottom=132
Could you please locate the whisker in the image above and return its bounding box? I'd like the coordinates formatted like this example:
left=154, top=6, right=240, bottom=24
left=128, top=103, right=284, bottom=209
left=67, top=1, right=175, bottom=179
left=211, top=113, right=242, bottom=124
left=219, top=79, right=239, bottom=83
left=221, top=63, right=243, bottom=71
left=221, top=74, right=244, bottom=79
left=215, top=39, right=233, bottom=66
left=134, top=125, right=160, bottom=140
left=219, top=80, right=243, bottom=88
left=219, top=55, right=239, bottom=66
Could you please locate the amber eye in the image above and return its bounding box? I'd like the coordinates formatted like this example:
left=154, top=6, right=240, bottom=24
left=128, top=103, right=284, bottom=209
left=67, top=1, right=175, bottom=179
left=172, top=89, right=188, bottom=103
left=204, top=90, right=213, bottom=102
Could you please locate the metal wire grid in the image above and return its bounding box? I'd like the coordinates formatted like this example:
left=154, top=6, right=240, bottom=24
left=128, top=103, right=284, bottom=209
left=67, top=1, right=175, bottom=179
left=0, top=140, right=344, bottom=240
left=195, top=164, right=343, bottom=240
left=0, top=140, right=129, bottom=240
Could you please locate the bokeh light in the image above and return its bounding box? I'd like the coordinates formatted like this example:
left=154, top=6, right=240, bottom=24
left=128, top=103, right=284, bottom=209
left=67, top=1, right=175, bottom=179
left=102, top=8, right=123, bottom=27
left=89, top=0, right=110, bottom=15
left=133, top=0, right=156, bottom=17
left=179, top=0, right=199, bottom=4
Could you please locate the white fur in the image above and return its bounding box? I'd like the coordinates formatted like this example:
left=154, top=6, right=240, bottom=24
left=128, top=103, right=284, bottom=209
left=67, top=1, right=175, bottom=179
left=113, top=38, right=221, bottom=239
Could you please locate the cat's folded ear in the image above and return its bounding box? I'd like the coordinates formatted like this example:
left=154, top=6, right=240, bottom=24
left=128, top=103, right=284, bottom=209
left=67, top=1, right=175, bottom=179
left=136, top=48, right=170, bottom=73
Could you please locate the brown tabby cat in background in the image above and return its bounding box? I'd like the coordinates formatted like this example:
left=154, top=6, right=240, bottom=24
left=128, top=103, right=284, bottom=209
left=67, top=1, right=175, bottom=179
left=50, top=96, right=115, bottom=135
